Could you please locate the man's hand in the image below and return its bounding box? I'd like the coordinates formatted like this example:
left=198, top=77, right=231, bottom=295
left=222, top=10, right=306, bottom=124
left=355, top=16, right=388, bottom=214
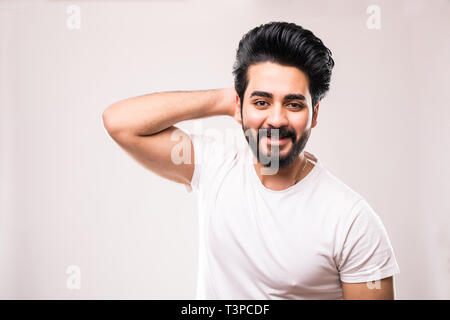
left=341, top=276, right=396, bottom=300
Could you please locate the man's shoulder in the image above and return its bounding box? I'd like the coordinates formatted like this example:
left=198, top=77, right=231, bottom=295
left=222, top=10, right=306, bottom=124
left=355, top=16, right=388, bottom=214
left=311, top=164, right=365, bottom=216
left=318, top=164, right=362, bottom=196
left=188, top=131, right=240, bottom=163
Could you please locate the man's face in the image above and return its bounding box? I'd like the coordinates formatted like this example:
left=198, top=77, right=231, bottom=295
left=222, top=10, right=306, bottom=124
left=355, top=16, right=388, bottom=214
left=234, top=61, right=318, bottom=170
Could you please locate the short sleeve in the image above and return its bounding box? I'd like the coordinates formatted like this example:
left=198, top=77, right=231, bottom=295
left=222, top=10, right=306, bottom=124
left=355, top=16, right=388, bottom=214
left=336, top=199, right=400, bottom=283
left=185, top=130, right=222, bottom=193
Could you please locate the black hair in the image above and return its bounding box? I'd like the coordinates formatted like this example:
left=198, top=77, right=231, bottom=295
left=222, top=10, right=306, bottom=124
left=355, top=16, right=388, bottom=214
left=232, top=21, right=335, bottom=115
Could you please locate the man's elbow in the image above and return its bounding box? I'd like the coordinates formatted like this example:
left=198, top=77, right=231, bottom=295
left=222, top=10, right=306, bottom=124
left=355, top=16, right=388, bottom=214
left=102, top=104, right=124, bottom=137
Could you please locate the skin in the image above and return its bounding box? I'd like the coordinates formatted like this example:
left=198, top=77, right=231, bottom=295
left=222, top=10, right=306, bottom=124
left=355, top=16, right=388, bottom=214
left=341, top=276, right=395, bottom=300
left=231, top=61, right=318, bottom=191
left=230, top=61, right=396, bottom=299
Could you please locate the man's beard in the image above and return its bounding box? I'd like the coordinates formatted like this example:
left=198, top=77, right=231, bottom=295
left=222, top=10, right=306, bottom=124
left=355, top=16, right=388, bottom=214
left=242, top=124, right=311, bottom=170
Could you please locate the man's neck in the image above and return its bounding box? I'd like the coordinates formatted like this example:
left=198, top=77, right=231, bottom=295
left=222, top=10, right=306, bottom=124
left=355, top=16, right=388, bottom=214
left=253, top=153, right=310, bottom=191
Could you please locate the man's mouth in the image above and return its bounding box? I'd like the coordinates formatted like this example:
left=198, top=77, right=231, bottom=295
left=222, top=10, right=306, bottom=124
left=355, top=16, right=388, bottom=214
left=261, top=130, right=292, bottom=143
left=263, top=136, right=290, bottom=145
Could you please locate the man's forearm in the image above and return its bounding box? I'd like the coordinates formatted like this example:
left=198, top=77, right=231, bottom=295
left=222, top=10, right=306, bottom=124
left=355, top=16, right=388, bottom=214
left=102, top=88, right=236, bottom=136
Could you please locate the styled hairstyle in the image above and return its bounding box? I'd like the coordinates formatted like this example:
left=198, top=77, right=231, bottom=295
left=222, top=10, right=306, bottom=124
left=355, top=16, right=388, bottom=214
left=232, top=21, right=335, bottom=115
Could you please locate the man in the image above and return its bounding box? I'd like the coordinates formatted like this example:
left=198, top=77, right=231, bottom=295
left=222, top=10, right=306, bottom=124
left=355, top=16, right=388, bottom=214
left=102, top=21, right=400, bottom=299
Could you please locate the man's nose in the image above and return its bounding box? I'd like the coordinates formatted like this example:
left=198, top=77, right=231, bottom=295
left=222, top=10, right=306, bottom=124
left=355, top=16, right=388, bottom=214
left=266, top=103, right=288, bottom=129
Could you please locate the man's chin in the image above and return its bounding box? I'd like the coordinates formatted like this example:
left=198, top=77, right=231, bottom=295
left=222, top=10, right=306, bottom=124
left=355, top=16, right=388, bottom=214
left=258, top=151, right=292, bottom=168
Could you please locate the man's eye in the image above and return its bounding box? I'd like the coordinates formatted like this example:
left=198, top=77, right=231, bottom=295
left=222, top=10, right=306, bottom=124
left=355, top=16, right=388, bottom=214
left=255, top=101, right=268, bottom=107
left=289, top=103, right=305, bottom=108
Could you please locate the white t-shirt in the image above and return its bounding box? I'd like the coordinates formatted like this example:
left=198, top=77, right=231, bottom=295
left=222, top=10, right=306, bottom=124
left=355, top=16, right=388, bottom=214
left=186, top=130, right=400, bottom=300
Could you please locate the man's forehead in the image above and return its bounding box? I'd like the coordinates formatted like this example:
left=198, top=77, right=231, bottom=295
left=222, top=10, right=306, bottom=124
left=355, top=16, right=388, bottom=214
left=246, top=63, right=310, bottom=99
left=247, top=62, right=308, bottom=79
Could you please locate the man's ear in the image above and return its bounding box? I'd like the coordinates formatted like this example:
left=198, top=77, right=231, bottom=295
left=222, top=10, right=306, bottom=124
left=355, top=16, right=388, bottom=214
left=233, top=93, right=242, bottom=124
left=311, top=103, right=319, bottom=128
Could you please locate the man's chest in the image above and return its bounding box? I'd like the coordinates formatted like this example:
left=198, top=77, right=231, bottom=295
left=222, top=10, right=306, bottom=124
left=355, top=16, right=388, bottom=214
left=209, top=179, right=340, bottom=295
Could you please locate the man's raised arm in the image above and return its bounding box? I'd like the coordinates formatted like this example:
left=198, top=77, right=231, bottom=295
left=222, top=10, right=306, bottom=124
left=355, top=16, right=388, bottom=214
left=101, top=88, right=237, bottom=187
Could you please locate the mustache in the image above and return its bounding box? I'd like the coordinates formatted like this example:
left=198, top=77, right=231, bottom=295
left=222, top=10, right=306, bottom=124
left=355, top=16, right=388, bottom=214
left=258, top=128, right=295, bottom=139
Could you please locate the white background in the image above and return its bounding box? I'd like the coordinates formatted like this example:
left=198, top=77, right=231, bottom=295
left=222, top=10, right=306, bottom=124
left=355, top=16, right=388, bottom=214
left=0, top=0, right=449, bottom=299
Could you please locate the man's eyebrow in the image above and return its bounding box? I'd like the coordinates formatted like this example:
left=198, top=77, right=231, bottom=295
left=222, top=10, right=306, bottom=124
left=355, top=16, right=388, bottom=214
left=250, top=91, right=273, bottom=99
left=249, top=91, right=306, bottom=101
left=284, top=93, right=306, bottom=101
